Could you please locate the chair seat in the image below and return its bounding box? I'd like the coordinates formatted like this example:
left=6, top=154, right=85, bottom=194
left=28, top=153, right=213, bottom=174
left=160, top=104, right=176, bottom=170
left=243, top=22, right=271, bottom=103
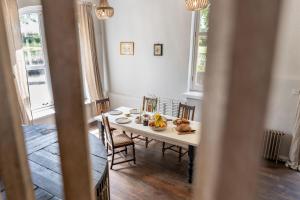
left=113, top=133, right=133, bottom=148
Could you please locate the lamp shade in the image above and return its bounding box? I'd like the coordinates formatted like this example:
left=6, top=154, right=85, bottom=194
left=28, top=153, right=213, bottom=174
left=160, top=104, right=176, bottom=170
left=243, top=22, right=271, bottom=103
left=95, top=0, right=114, bottom=20
left=185, top=0, right=209, bottom=11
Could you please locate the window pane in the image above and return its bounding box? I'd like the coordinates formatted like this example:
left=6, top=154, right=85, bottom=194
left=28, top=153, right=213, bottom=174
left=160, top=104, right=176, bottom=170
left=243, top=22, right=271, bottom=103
left=20, top=13, right=45, bottom=66
left=196, top=35, right=207, bottom=73
left=20, top=11, right=53, bottom=110
left=199, top=6, right=209, bottom=33
left=194, top=6, right=209, bottom=88
left=195, top=35, right=207, bottom=86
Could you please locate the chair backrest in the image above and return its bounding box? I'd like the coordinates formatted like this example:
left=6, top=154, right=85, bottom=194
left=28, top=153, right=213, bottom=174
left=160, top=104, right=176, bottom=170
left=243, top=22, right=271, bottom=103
left=177, top=102, right=195, bottom=120
left=96, top=98, right=110, bottom=115
left=142, top=96, right=158, bottom=112
left=101, top=115, right=114, bottom=146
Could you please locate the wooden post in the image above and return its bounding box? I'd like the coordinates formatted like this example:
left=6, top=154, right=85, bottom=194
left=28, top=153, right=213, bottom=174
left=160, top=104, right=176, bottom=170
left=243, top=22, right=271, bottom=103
left=193, top=0, right=281, bottom=200
left=0, top=2, right=35, bottom=200
left=41, top=0, right=95, bottom=200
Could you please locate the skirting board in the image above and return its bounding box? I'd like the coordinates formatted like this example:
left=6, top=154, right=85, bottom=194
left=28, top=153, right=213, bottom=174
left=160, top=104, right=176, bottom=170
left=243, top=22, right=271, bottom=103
left=278, top=155, right=289, bottom=162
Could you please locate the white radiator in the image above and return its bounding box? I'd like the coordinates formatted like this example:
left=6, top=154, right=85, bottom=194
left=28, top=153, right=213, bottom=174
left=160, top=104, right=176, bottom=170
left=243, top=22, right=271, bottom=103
left=262, top=129, right=285, bottom=163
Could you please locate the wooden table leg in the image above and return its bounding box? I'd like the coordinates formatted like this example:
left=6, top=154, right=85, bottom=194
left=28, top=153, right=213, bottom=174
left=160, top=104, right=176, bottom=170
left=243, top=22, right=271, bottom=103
left=188, top=145, right=195, bottom=183
left=98, top=121, right=105, bottom=145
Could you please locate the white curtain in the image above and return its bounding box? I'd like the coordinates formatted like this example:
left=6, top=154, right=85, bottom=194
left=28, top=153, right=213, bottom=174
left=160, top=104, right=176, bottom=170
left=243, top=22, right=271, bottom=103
left=78, top=3, right=104, bottom=102
left=286, top=94, right=300, bottom=170
left=1, top=0, right=33, bottom=124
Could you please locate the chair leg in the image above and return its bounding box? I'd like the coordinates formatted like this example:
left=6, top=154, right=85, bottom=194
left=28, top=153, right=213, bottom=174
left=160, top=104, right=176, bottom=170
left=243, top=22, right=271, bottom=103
left=106, top=143, right=109, bottom=153
left=132, top=144, right=136, bottom=164
left=162, top=142, right=166, bottom=156
left=131, top=133, right=133, bottom=139
left=146, top=137, right=149, bottom=148
left=111, top=149, right=115, bottom=170
left=125, top=146, right=128, bottom=155
left=179, top=147, right=182, bottom=162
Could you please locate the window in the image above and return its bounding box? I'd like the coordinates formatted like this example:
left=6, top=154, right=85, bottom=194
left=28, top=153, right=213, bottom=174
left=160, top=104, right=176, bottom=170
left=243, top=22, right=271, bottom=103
left=190, top=6, right=210, bottom=91
left=19, top=6, right=53, bottom=111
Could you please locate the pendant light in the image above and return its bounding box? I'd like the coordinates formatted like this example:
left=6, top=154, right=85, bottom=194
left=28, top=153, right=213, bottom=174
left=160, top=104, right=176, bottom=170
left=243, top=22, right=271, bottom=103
left=95, top=0, right=114, bottom=20
left=185, top=0, right=209, bottom=11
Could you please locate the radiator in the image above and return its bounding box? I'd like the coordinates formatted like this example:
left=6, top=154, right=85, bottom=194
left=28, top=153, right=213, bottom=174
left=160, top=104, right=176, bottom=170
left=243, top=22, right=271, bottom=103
left=262, top=129, right=285, bottom=163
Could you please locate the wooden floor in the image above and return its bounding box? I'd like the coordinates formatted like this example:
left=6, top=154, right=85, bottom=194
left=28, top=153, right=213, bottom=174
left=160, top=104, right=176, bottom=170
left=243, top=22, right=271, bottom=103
left=108, top=140, right=192, bottom=200
left=257, top=161, right=300, bottom=200
left=98, top=132, right=300, bottom=200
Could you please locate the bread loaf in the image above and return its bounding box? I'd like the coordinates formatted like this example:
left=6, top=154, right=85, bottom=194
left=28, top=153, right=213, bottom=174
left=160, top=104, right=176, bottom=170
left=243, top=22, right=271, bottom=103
left=173, top=118, right=190, bottom=126
left=176, top=124, right=192, bottom=132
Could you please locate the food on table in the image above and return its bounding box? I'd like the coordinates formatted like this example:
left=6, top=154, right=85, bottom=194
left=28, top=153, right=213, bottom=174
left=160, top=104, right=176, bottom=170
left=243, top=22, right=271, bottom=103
left=173, top=118, right=190, bottom=126
left=149, top=113, right=167, bottom=128
left=175, top=124, right=192, bottom=133
left=173, top=118, right=194, bottom=133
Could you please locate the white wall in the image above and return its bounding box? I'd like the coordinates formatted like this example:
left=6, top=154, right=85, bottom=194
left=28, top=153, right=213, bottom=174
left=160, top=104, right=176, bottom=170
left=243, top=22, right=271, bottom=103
left=266, top=0, right=300, bottom=159
left=104, top=0, right=192, bottom=108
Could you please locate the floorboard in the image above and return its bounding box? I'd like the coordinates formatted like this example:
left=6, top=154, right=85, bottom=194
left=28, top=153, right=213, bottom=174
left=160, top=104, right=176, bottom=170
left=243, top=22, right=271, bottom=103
left=88, top=127, right=300, bottom=200
left=3, top=127, right=297, bottom=200
left=108, top=140, right=191, bottom=200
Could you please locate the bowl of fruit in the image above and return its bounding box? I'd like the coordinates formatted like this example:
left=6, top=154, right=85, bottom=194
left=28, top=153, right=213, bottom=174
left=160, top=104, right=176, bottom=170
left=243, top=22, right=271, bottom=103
left=149, top=113, right=167, bottom=131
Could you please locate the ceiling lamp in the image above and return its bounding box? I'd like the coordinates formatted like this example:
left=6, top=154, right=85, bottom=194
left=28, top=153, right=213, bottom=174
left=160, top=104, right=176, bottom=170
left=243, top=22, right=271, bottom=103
left=185, top=0, right=209, bottom=11
left=95, top=0, right=114, bottom=20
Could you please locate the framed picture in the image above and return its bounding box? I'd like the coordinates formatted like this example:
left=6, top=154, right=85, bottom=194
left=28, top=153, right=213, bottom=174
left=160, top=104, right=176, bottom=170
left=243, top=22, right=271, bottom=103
left=120, top=42, right=134, bottom=55
left=154, top=43, right=163, bottom=56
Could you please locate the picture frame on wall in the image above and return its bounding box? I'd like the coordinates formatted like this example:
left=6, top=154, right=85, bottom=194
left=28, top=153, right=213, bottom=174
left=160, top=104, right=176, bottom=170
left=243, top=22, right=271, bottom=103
left=154, top=43, right=163, bottom=56
left=120, top=42, right=134, bottom=55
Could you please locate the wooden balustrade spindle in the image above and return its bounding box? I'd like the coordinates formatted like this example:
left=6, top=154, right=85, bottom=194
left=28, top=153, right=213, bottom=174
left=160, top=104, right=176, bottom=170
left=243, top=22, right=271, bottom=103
left=41, top=0, right=95, bottom=199
left=0, top=1, right=35, bottom=200
left=193, top=0, right=281, bottom=199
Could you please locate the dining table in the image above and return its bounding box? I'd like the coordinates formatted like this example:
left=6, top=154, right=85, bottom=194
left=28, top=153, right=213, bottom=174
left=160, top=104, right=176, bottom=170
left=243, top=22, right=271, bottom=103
left=95, top=106, right=201, bottom=183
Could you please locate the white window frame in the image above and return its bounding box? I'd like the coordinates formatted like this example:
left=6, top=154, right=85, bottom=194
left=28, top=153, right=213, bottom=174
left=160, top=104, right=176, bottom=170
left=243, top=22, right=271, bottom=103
left=189, top=11, right=202, bottom=92
left=19, top=6, right=54, bottom=111
left=188, top=9, right=209, bottom=92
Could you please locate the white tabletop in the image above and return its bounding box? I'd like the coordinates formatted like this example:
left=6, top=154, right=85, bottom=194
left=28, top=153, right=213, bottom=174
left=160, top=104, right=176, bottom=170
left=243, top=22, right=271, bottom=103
left=95, top=107, right=201, bottom=147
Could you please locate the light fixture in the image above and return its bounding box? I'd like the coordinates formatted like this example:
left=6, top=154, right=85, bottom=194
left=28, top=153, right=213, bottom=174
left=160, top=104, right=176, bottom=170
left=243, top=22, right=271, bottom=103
left=185, top=0, right=209, bottom=11
left=95, top=0, right=114, bottom=20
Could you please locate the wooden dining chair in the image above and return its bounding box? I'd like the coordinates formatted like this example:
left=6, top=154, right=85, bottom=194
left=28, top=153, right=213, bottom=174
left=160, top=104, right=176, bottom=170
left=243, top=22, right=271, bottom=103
left=102, top=115, right=136, bottom=169
left=130, top=96, right=158, bottom=148
left=95, top=98, right=110, bottom=115
left=142, top=96, right=158, bottom=112
left=162, top=103, right=195, bottom=161
left=177, top=102, right=195, bottom=120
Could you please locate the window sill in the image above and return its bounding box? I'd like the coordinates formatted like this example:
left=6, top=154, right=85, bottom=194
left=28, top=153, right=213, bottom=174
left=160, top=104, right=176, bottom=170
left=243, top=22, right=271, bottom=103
left=183, top=91, right=204, bottom=100
left=32, top=106, right=55, bottom=120
left=32, top=99, right=92, bottom=121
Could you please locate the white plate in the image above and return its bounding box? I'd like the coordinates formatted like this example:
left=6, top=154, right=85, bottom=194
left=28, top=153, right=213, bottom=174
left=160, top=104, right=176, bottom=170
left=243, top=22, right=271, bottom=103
left=109, top=110, right=123, bottom=115
left=115, top=117, right=132, bottom=124
left=129, top=108, right=140, bottom=114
